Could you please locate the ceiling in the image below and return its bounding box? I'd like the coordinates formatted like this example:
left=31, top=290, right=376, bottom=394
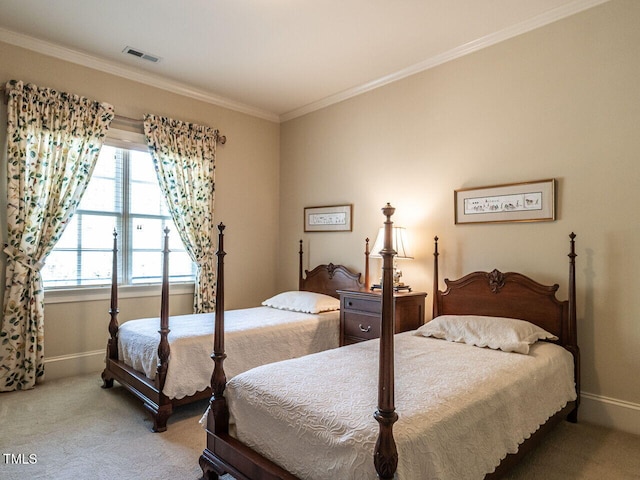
left=0, top=0, right=607, bottom=122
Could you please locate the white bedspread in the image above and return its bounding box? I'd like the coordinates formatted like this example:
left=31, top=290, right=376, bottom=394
left=226, top=331, right=577, bottom=480
left=117, top=306, right=339, bottom=399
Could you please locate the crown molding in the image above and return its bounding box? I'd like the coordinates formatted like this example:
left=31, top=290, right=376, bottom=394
left=1, top=0, right=609, bottom=124
left=0, top=27, right=280, bottom=123
left=279, top=0, right=610, bottom=122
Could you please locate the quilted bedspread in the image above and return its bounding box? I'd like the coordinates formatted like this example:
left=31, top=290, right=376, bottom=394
left=117, top=307, right=340, bottom=399
left=226, top=331, right=576, bottom=480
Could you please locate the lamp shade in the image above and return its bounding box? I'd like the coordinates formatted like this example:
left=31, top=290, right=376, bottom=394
left=369, top=226, right=413, bottom=259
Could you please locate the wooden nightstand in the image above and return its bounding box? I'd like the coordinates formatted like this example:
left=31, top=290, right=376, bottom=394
left=338, top=289, right=427, bottom=346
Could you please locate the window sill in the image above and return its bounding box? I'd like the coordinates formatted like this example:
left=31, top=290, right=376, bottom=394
left=44, top=282, right=195, bottom=305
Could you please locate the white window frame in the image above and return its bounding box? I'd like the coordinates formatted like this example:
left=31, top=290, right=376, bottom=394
left=44, top=129, right=195, bottom=304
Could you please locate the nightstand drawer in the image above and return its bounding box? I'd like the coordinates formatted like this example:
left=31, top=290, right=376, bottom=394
left=343, top=312, right=381, bottom=341
left=342, top=296, right=381, bottom=314
left=338, top=289, right=426, bottom=346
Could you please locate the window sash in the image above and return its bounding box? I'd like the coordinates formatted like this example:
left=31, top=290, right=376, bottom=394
left=42, top=132, right=195, bottom=289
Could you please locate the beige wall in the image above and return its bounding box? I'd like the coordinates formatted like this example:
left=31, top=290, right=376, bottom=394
left=0, top=42, right=281, bottom=377
left=280, top=0, right=640, bottom=433
left=1, top=0, right=638, bottom=434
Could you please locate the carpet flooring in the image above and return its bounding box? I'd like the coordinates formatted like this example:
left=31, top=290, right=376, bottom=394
left=1, top=374, right=639, bottom=479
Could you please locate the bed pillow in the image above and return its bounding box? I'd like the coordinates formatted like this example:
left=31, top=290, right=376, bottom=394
left=261, top=291, right=340, bottom=314
left=414, top=314, right=558, bottom=354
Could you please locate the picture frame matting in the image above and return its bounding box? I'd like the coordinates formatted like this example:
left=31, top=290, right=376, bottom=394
left=304, top=204, right=353, bottom=232
left=455, top=179, right=556, bottom=224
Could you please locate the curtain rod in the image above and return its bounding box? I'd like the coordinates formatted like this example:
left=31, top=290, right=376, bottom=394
left=113, top=114, right=227, bottom=145
left=1, top=85, right=226, bottom=145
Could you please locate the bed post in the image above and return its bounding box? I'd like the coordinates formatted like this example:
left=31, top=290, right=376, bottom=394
left=374, top=203, right=399, bottom=479
left=156, top=227, right=171, bottom=386
left=432, top=236, right=440, bottom=318
left=567, top=232, right=580, bottom=422
left=200, top=224, right=228, bottom=479
left=150, top=227, right=172, bottom=432
left=365, top=237, right=371, bottom=291
left=101, top=229, right=119, bottom=389
left=298, top=239, right=304, bottom=291
left=209, top=223, right=229, bottom=433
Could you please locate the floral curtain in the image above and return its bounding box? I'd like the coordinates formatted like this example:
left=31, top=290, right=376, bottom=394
left=1, top=80, right=113, bottom=391
left=143, top=114, right=218, bottom=313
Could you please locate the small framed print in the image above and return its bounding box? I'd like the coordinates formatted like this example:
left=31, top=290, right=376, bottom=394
left=455, top=179, right=556, bottom=224
left=304, top=204, right=353, bottom=232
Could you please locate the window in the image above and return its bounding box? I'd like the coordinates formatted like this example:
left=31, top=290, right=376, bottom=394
left=42, top=134, right=195, bottom=289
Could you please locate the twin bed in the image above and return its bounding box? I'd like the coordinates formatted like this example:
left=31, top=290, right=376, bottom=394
left=101, top=203, right=580, bottom=478
left=101, top=226, right=366, bottom=432
left=199, top=204, right=580, bottom=479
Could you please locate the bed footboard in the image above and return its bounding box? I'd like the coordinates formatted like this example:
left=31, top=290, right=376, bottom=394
left=100, top=228, right=181, bottom=432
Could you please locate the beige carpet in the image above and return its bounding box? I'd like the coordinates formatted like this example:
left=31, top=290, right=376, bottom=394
left=1, top=374, right=639, bottom=479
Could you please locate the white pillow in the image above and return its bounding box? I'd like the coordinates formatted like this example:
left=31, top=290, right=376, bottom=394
left=414, top=314, right=558, bottom=354
left=261, top=291, right=340, bottom=314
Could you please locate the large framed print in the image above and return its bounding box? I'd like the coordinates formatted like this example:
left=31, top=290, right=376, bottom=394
left=304, top=204, right=353, bottom=232
left=455, top=179, right=556, bottom=224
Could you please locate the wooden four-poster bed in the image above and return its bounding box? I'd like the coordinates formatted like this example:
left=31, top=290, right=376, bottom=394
left=199, top=203, right=580, bottom=479
left=101, top=225, right=368, bottom=432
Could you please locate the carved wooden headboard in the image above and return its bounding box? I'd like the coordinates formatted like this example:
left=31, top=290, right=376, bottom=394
left=431, top=234, right=577, bottom=351
left=298, top=239, right=367, bottom=298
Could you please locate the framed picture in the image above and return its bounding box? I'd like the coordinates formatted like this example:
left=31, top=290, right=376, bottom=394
left=455, top=179, right=556, bottom=224
left=304, top=204, right=353, bottom=232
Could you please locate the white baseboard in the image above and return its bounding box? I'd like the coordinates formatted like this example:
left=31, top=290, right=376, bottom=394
left=44, top=350, right=105, bottom=381
left=580, top=391, right=640, bottom=436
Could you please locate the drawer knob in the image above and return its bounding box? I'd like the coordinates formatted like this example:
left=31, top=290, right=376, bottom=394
left=347, top=301, right=353, bottom=306
left=358, top=324, right=371, bottom=333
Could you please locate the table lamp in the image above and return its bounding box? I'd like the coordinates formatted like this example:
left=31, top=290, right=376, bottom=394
left=369, top=226, right=413, bottom=291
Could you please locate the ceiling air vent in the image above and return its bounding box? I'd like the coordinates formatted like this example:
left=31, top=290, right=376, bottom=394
left=122, top=46, right=161, bottom=63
